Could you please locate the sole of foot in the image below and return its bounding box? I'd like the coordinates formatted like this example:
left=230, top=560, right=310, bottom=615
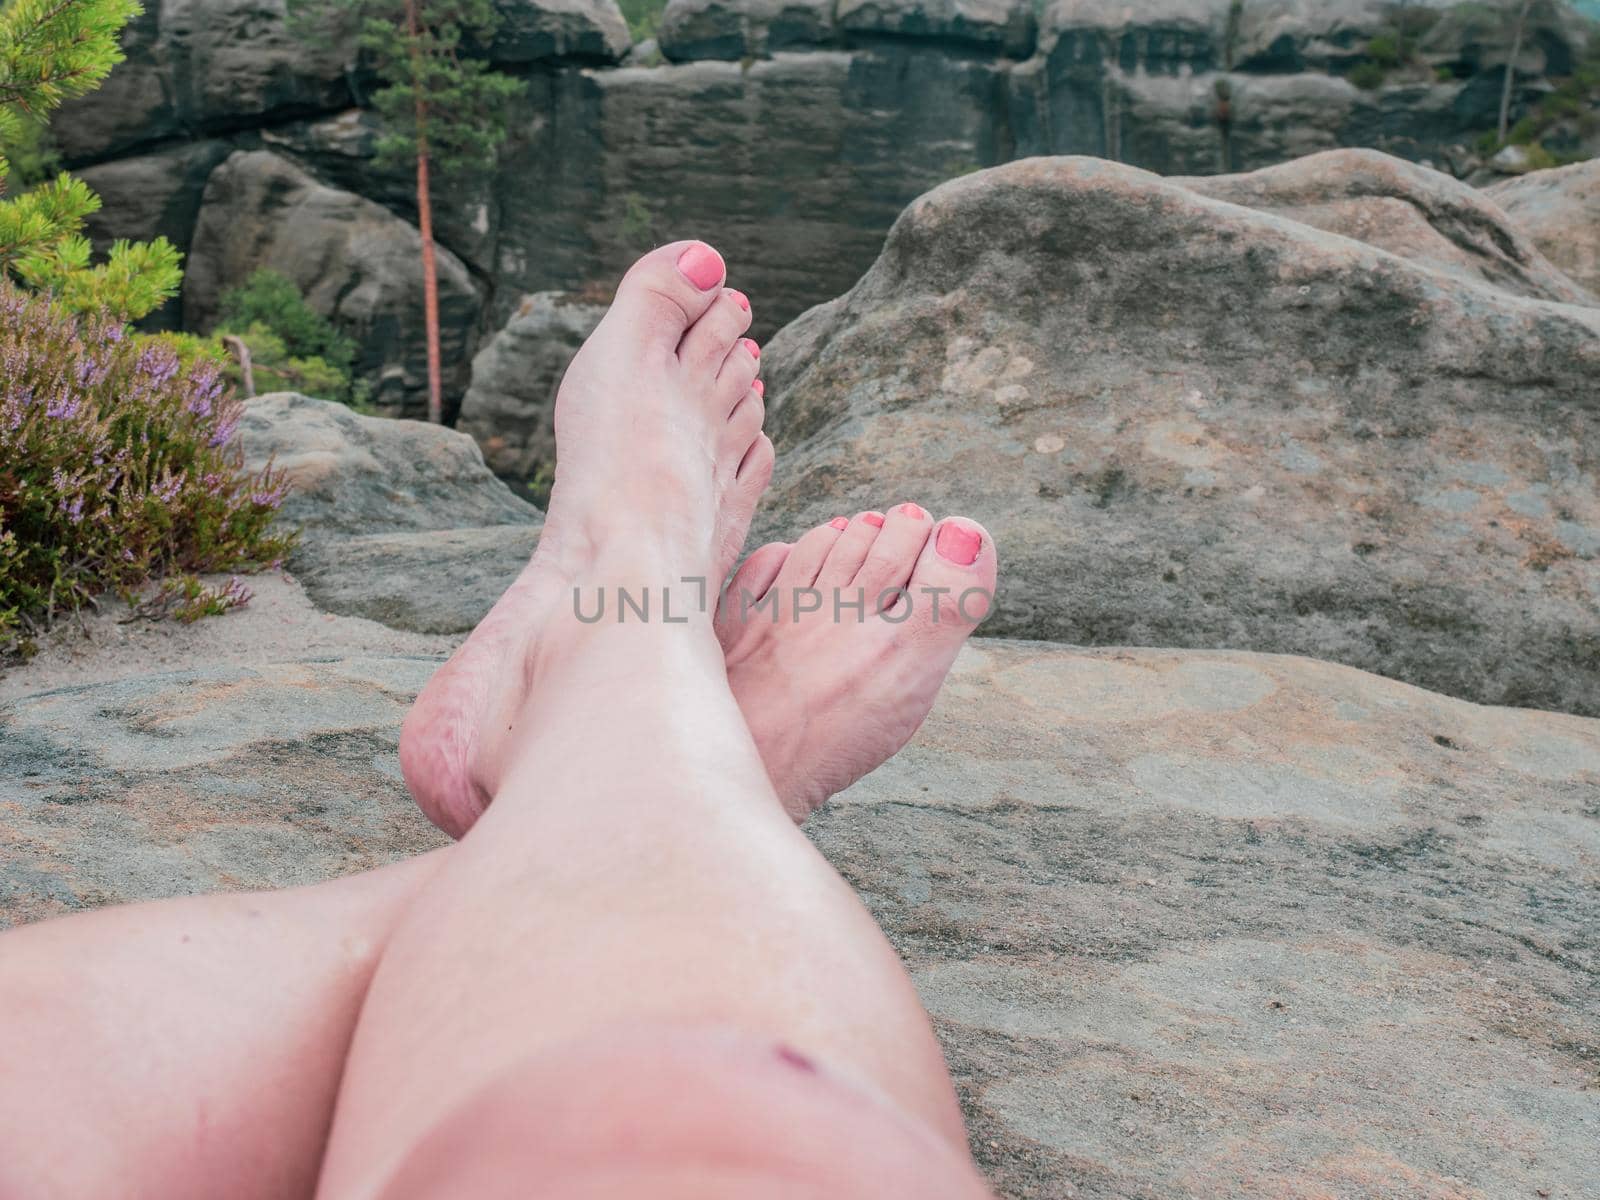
left=400, top=242, right=773, bottom=837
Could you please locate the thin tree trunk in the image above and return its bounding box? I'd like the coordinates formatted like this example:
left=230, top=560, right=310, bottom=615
left=407, top=0, right=444, bottom=425
left=221, top=334, right=254, bottom=398
left=1498, top=0, right=1534, bottom=145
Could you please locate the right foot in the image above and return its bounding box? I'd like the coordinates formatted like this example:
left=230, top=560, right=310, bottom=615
left=401, top=242, right=771, bottom=836
left=715, top=505, right=997, bottom=822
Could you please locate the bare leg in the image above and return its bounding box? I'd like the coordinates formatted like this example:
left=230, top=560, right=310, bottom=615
left=0, top=851, right=446, bottom=1200
left=318, top=243, right=997, bottom=1198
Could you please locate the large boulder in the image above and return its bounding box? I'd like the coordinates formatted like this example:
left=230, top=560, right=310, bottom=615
left=3, top=642, right=1596, bottom=1200
left=51, top=0, right=356, bottom=162
left=489, top=0, right=631, bottom=63
left=835, top=0, right=1036, bottom=57
left=185, top=151, right=483, bottom=421
left=1175, top=148, right=1595, bottom=305
left=658, top=0, right=836, bottom=60
left=240, top=393, right=542, bottom=632
left=762, top=154, right=1600, bottom=716
left=455, top=292, right=607, bottom=482
left=1488, top=158, right=1600, bottom=302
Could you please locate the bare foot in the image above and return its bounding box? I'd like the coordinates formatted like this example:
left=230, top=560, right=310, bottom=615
left=401, top=242, right=771, bottom=836
left=716, top=504, right=998, bottom=821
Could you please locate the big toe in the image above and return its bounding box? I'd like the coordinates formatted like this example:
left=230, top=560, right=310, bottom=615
left=602, top=240, right=728, bottom=349
left=893, top=517, right=997, bottom=643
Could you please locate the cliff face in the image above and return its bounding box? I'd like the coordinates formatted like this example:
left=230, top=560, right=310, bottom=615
left=52, top=0, right=1599, bottom=418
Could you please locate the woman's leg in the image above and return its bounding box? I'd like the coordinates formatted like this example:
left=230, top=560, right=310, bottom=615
left=0, top=850, right=447, bottom=1200
left=317, top=242, right=998, bottom=1198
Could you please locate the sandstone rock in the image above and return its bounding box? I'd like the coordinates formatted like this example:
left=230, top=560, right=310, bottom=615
left=490, top=0, right=631, bottom=64
left=456, top=292, right=607, bottom=482
left=240, top=393, right=541, bottom=631
left=658, top=0, right=835, bottom=60
left=835, top=0, right=1036, bottom=57
left=240, top=393, right=538, bottom=536
left=53, top=0, right=356, bottom=162
left=4, top=643, right=1595, bottom=1200
left=762, top=155, right=1600, bottom=715
left=1489, top=158, right=1600, bottom=301
left=185, top=151, right=483, bottom=421
left=1175, top=148, right=1595, bottom=305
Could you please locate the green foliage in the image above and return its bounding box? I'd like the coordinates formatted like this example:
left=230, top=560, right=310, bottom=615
left=293, top=0, right=523, bottom=173
left=3, top=111, right=56, bottom=186
left=211, top=268, right=367, bottom=404
left=1367, top=32, right=1403, bottom=67
left=617, top=190, right=657, bottom=252
left=1349, top=61, right=1388, bottom=90
left=618, top=0, right=666, bottom=42
left=0, top=0, right=182, bottom=321
left=0, top=286, right=295, bottom=656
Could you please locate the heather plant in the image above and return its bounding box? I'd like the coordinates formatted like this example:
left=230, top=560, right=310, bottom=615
left=0, top=286, right=295, bottom=656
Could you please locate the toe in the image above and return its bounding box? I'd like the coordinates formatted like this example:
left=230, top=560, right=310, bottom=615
left=679, top=288, right=753, bottom=378
left=890, top=516, right=997, bottom=637
left=603, top=240, right=727, bottom=348
left=717, top=541, right=790, bottom=643
left=736, top=431, right=774, bottom=487
left=773, top=519, right=846, bottom=594
left=853, top=502, right=935, bottom=607
left=723, top=388, right=766, bottom=461
left=713, top=337, right=761, bottom=413
left=815, top=512, right=885, bottom=589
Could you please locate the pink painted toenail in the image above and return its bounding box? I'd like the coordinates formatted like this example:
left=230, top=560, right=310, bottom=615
left=677, top=243, right=724, bottom=290
left=899, top=503, right=925, bottom=520
left=729, top=289, right=749, bottom=311
left=742, top=338, right=760, bottom=358
left=936, top=522, right=982, bottom=566
left=752, top=379, right=764, bottom=396
left=829, top=517, right=849, bottom=531
left=862, top=513, right=885, bottom=528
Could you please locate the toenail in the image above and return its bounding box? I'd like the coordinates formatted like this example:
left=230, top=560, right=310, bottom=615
left=742, top=338, right=760, bottom=358
left=862, top=512, right=885, bottom=528
left=729, top=289, right=749, bottom=311
left=829, top=517, right=849, bottom=531
left=677, top=243, right=725, bottom=290
left=935, top=522, right=982, bottom=566
left=899, top=503, right=925, bottom=520
left=752, top=379, right=764, bottom=396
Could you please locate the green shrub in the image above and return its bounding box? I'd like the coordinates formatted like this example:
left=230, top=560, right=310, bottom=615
left=1349, top=61, right=1387, bottom=90
left=0, top=286, right=295, bottom=655
left=1366, top=32, right=1402, bottom=68
left=617, top=0, right=665, bottom=41
left=213, top=268, right=364, bottom=405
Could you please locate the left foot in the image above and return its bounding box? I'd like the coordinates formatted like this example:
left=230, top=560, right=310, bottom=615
left=401, top=242, right=770, bottom=836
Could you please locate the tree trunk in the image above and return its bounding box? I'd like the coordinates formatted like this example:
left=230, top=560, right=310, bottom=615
left=1498, top=0, right=1534, bottom=146
left=407, top=0, right=444, bottom=425
left=221, top=334, right=255, bottom=398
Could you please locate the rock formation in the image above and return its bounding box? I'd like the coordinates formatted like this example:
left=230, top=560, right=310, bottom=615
left=51, top=0, right=1599, bottom=416
left=761, top=152, right=1600, bottom=716
left=1488, top=156, right=1600, bottom=299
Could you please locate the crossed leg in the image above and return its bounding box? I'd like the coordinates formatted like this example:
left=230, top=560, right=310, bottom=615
left=0, top=242, right=999, bottom=1199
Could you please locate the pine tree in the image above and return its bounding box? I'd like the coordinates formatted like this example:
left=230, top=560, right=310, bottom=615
left=294, top=0, right=523, bottom=423
left=0, top=0, right=181, bottom=320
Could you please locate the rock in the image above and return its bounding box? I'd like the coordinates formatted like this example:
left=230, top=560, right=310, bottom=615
left=1489, top=158, right=1600, bottom=301
left=240, top=393, right=538, bottom=536
left=73, top=141, right=234, bottom=329
left=762, top=154, right=1600, bottom=716
left=455, top=292, right=607, bottom=482
left=185, top=151, right=483, bottom=421
left=835, top=0, right=1036, bottom=57
left=1175, top=148, right=1595, bottom=305
left=52, top=0, right=356, bottom=162
left=658, top=0, right=836, bottom=60
left=1490, top=142, right=1537, bottom=175
left=490, top=0, right=631, bottom=64
left=3, top=642, right=1596, bottom=1200
left=240, top=393, right=543, bottom=631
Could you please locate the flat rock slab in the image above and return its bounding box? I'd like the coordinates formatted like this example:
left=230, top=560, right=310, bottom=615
left=3, top=642, right=1596, bottom=1198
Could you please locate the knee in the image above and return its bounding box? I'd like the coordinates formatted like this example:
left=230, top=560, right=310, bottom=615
left=375, top=1022, right=993, bottom=1200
